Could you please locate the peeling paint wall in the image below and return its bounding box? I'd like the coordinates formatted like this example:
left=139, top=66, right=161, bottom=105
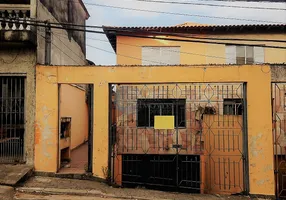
left=35, top=64, right=275, bottom=195
left=38, top=0, right=87, bottom=53
left=0, top=47, right=36, bottom=165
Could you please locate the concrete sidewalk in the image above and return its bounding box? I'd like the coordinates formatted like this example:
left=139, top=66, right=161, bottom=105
left=14, top=176, right=272, bottom=200
left=0, top=185, right=14, bottom=200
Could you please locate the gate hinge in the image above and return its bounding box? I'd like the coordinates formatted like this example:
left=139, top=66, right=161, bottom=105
left=242, top=155, right=247, bottom=160
left=274, top=170, right=279, bottom=174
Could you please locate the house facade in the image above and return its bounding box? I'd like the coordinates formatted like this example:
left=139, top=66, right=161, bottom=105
left=0, top=0, right=90, bottom=169
left=103, top=23, right=286, bottom=65
left=32, top=21, right=286, bottom=197
left=101, top=23, right=286, bottom=196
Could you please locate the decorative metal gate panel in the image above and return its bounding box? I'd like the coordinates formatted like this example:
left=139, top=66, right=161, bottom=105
left=110, top=83, right=247, bottom=194
left=272, top=83, right=286, bottom=198
left=0, top=77, right=25, bottom=163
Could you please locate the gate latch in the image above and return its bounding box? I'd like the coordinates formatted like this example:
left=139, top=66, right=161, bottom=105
left=172, top=144, right=183, bottom=149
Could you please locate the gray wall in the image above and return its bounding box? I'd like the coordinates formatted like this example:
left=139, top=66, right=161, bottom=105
left=0, top=46, right=36, bottom=165
left=38, top=0, right=87, bottom=54
left=271, top=65, right=286, bottom=82
left=37, top=1, right=87, bottom=65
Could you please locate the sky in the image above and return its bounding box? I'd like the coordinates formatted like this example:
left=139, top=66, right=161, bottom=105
left=84, top=0, right=286, bottom=65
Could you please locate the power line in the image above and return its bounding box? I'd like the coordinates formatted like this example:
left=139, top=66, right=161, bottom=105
left=1, top=19, right=286, bottom=49
left=87, top=37, right=226, bottom=59
left=132, top=0, right=286, bottom=10
left=82, top=2, right=284, bottom=23
left=52, top=32, right=87, bottom=64
left=86, top=36, right=233, bottom=61
left=54, top=32, right=266, bottom=65
left=2, top=17, right=286, bottom=43
left=41, top=31, right=268, bottom=66
left=53, top=32, right=231, bottom=61
left=55, top=0, right=286, bottom=23
left=37, top=30, right=83, bottom=65
left=114, top=32, right=286, bottom=49
left=105, top=28, right=286, bottom=43
left=86, top=44, right=169, bottom=65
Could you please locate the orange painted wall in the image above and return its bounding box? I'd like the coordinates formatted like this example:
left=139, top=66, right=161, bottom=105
left=35, top=64, right=274, bottom=195
left=60, top=84, right=89, bottom=149
left=116, top=34, right=286, bottom=65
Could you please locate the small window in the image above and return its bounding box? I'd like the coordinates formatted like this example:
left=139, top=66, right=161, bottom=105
left=137, top=99, right=186, bottom=128
left=223, top=99, right=243, bottom=115
left=236, top=46, right=254, bottom=65
left=226, top=45, right=264, bottom=64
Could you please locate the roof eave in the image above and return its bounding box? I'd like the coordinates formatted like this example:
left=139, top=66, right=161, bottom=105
left=103, top=27, right=117, bottom=53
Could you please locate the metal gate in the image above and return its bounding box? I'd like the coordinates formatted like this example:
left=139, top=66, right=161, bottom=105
left=272, top=83, right=286, bottom=199
left=109, top=83, right=248, bottom=194
left=0, top=76, right=25, bottom=163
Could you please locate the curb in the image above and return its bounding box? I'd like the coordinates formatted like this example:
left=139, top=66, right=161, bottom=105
left=16, top=187, right=159, bottom=200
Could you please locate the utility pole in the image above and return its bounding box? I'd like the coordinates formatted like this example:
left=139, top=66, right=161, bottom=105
left=45, top=21, right=51, bottom=65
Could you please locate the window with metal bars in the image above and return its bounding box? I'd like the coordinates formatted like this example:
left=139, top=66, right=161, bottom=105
left=223, top=98, right=243, bottom=115
left=137, top=99, right=186, bottom=128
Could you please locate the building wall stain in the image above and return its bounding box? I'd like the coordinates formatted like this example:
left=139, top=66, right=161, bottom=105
left=250, top=133, right=263, bottom=158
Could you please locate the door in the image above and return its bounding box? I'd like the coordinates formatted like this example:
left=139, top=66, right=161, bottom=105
left=0, top=76, right=25, bottom=163
left=87, top=84, right=94, bottom=173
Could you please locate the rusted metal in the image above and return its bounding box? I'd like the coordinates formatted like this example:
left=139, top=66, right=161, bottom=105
left=109, top=83, right=247, bottom=194
left=272, top=82, right=286, bottom=199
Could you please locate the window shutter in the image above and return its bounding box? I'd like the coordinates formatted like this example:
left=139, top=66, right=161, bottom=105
left=225, top=45, right=236, bottom=64
left=142, top=47, right=159, bottom=65
left=142, top=47, right=180, bottom=65
left=254, top=47, right=264, bottom=64
left=160, top=47, right=180, bottom=65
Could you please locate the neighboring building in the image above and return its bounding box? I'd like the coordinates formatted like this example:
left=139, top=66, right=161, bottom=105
left=103, top=23, right=286, bottom=65
left=0, top=0, right=90, bottom=169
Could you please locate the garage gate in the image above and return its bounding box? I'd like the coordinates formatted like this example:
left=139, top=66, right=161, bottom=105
left=109, top=83, right=249, bottom=194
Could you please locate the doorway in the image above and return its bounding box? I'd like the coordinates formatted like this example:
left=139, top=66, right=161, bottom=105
left=0, top=76, right=25, bottom=164
left=57, top=84, right=93, bottom=174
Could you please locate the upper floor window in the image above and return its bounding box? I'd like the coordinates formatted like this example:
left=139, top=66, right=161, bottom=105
left=226, top=45, right=264, bottom=64
left=141, top=46, right=180, bottom=65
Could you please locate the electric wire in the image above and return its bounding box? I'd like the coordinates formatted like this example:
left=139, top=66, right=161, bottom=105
left=36, top=30, right=83, bottom=65
left=53, top=32, right=265, bottom=64
left=52, top=32, right=87, bottom=64
left=1, top=19, right=285, bottom=50
left=2, top=17, right=286, bottom=43
left=81, top=2, right=285, bottom=23
left=132, top=0, right=286, bottom=10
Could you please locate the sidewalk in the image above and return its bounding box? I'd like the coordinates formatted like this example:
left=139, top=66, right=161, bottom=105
left=14, top=176, right=272, bottom=200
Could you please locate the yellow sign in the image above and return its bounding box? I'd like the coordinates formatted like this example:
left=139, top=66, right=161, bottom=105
left=154, top=116, right=174, bottom=130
